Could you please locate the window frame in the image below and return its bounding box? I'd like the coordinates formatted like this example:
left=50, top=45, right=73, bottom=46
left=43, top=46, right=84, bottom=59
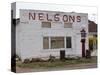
left=43, top=36, right=72, bottom=50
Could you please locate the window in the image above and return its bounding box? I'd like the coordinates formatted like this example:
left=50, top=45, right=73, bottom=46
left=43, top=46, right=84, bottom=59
left=51, top=37, right=64, bottom=49
left=43, top=37, right=49, bottom=49
left=66, top=37, right=72, bottom=48
left=43, top=37, right=72, bottom=49
left=64, top=23, right=72, bottom=28
left=42, top=22, right=51, bottom=28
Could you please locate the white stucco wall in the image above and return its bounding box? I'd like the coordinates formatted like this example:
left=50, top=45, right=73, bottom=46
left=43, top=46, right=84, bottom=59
left=16, top=9, right=88, bottom=61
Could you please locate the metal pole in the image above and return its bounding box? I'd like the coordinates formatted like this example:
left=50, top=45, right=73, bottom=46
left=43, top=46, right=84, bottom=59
left=81, top=39, right=85, bottom=57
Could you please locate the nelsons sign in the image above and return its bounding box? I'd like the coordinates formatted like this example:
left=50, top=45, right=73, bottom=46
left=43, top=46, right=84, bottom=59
left=20, top=10, right=82, bottom=23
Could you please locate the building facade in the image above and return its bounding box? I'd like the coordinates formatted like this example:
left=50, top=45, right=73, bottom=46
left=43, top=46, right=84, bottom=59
left=16, top=9, right=88, bottom=61
left=88, top=20, right=97, bottom=56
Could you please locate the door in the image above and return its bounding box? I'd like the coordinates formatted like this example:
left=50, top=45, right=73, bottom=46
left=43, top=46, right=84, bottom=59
left=60, top=50, right=65, bottom=60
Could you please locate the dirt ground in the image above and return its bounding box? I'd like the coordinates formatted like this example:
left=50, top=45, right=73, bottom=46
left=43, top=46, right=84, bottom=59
left=16, top=63, right=97, bottom=73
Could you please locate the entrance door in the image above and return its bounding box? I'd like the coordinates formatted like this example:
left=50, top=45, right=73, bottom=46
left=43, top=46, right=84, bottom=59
left=60, top=50, right=65, bottom=60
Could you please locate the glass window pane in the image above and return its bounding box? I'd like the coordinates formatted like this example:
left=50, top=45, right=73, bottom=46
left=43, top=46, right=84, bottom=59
left=66, top=37, right=72, bottom=48
left=43, top=37, right=49, bottom=49
left=64, top=23, right=72, bottom=28
left=42, top=22, right=51, bottom=28
left=51, top=37, right=64, bottom=49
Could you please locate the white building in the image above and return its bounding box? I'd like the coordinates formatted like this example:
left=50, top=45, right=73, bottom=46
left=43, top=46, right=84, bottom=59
left=12, top=9, right=88, bottom=61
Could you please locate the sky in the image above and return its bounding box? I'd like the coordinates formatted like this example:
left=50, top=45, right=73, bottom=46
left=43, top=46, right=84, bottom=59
left=14, top=2, right=97, bottom=24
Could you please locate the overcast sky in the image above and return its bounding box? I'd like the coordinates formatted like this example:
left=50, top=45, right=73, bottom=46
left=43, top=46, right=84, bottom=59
left=15, top=2, right=97, bottom=24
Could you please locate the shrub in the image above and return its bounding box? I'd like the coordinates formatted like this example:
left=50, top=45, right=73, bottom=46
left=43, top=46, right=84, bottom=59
left=48, top=55, right=56, bottom=62
left=16, top=55, right=21, bottom=61
left=23, top=59, right=30, bottom=63
left=30, top=58, right=44, bottom=62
